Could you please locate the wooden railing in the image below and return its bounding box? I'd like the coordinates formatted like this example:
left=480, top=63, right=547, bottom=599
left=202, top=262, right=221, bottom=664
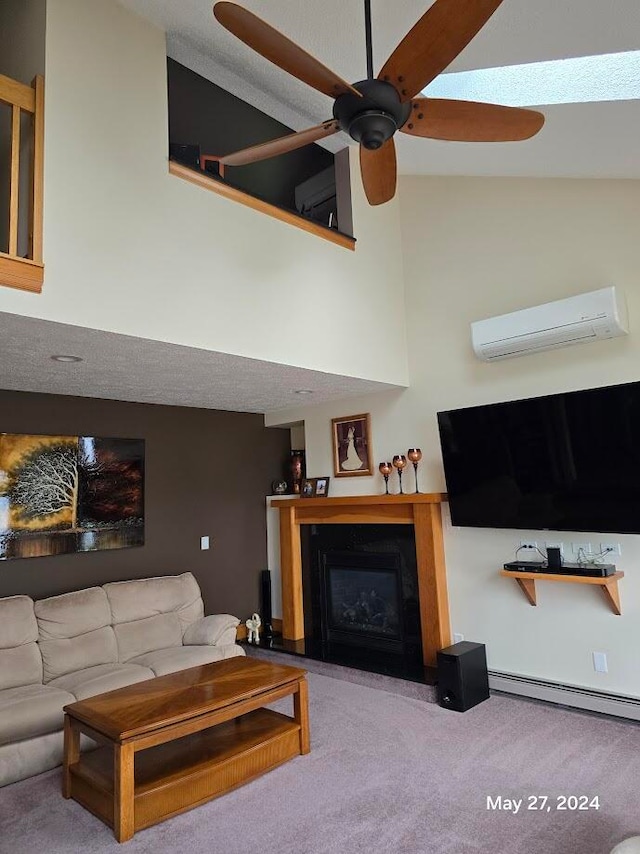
left=0, top=73, right=44, bottom=293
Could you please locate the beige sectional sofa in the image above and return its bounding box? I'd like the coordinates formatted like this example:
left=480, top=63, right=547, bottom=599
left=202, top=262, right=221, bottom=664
left=0, top=572, right=244, bottom=787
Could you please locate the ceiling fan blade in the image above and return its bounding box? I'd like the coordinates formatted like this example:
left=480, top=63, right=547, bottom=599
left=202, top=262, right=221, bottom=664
left=213, top=2, right=361, bottom=99
left=219, top=120, right=339, bottom=167
left=401, top=98, right=545, bottom=141
left=360, top=139, right=397, bottom=206
left=379, top=0, right=505, bottom=102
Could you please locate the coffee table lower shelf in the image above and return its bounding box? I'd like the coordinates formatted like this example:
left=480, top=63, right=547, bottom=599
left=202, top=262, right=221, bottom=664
left=68, top=708, right=300, bottom=835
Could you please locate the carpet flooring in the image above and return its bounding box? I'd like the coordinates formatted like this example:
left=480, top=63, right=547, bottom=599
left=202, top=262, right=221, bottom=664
left=1, top=661, right=639, bottom=854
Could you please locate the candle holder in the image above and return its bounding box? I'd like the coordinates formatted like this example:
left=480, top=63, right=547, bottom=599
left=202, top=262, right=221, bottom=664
left=378, top=461, right=392, bottom=494
left=407, top=448, right=423, bottom=493
left=392, top=454, right=407, bottom=494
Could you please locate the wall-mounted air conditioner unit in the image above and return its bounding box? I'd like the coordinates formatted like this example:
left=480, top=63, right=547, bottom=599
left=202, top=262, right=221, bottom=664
left=471, top=287, right=628, bottom=362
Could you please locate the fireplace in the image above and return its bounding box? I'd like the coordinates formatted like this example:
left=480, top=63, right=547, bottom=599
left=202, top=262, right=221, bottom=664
left=302, top=524, right=424, bottom=678
left=322, top=552, right=403, bottom=650
left=272, top=493, right=450, bottom=677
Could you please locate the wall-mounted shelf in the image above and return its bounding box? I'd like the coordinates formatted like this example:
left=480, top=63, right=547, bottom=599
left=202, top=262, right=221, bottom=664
left=500, top=569, right=624, bottom=615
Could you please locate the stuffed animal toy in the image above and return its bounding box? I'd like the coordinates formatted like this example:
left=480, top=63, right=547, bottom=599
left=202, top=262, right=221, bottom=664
left=245, top=613, right=262, bottom=644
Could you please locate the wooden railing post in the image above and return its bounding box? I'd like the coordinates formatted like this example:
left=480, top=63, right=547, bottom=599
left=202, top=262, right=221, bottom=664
left=9, top=105, right=20, bottom=257
left=30, top=74, right=45, bottom=265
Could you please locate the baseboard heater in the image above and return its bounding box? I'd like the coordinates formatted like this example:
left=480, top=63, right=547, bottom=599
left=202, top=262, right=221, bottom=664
left=489, top=670, right=640, bottom=722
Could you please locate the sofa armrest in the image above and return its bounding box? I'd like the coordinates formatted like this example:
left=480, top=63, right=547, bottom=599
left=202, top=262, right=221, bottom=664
left=182, top=614, right=240, bottom=647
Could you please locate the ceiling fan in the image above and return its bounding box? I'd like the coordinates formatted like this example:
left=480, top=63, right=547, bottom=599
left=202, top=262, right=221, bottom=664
left=212, top=0, right=545, bottom=206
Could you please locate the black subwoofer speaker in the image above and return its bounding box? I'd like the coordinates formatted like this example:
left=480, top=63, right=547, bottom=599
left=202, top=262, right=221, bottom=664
left=437, top=641, right=490, bottom=712
left=260, top=569, right=274, bottom=639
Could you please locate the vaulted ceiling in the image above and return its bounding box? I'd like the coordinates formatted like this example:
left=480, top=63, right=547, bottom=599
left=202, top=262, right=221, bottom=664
left=119, top=0, right=640, bottom=178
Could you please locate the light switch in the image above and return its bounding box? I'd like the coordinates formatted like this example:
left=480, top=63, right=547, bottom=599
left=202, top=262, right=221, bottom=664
left=200, top=536, right=210, bottom=550
left=593, top=651, right=608, bottom=673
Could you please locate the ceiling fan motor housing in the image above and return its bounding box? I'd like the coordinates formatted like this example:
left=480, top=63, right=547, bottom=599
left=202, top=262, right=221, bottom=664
left=333, top=79, right=411, bottom=149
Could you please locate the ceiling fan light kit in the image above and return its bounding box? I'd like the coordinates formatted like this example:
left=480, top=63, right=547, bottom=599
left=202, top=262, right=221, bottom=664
left=213, top=0, right=545, bottom=206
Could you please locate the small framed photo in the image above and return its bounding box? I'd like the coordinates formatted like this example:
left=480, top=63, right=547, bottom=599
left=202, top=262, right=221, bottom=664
left=301, top=477, right=331, bottom=498
left=331, top=413, right=373, bottom=477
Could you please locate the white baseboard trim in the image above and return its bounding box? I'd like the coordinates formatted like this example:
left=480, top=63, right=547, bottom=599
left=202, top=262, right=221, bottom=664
left=489, top=670, right=640, bottom=722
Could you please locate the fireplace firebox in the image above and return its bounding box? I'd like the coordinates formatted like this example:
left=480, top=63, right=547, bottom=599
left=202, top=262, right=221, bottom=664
left=302, top=524, right=424, bottom=678
left=321, top=552, right=403, bottom=651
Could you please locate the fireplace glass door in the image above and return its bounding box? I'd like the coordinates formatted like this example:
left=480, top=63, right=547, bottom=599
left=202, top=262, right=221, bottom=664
left=321, top=551, right=404, bottom=652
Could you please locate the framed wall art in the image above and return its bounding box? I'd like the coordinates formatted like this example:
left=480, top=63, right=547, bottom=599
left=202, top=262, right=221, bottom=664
left=0, top=433, right=144, bottom=560
left=331, top=413, right=372, bottom=477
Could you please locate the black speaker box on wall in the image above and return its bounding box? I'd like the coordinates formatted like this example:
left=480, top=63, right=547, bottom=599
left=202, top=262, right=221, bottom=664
left=437, top=641, right=490, bottom=712
left=546, top=546, right=562, bottom=570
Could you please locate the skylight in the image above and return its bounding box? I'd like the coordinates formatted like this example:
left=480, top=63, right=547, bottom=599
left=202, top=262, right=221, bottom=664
left=423, top=51, right=640, bottom=107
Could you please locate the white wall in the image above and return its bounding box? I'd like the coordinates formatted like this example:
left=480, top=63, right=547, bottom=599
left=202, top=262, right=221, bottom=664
left=266, top=175, right=640, bottom=697
left=0, top=0, right=408, bottom=387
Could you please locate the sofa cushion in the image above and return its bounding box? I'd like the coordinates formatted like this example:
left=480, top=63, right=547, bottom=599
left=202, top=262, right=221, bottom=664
left=130, top=643, right=245, bottom=677
left=49, top=663, right=155, bottom=701
left=0, top=595, right=37, bottom=648
left=113, top=613, right=183, bottom=663
left=35, top=586, right=111, bottom=640
left=39, top=627, right=119, bottom=683
left=35, top=587, right=118, bottom=682
left=183, top=614, right=240, bottom=647
left=0, top=596, right=42, bottom=691
left=0, top=644, right=43, bottom=692
left=104, top=572, right=204, bottom=633
left=0, top=684, right=74, bottom=746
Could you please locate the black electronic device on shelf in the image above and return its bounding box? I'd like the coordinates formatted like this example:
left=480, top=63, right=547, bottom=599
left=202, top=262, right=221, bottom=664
left=503, top=560, right=616, bottom=578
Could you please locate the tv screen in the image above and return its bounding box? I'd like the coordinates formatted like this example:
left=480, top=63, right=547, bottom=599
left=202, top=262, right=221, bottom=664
left=437, top=381, right=640, bottom=534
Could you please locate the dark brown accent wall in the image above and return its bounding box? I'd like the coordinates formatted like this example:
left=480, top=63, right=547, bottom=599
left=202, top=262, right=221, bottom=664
left=0, top=389, right=289, bottom=620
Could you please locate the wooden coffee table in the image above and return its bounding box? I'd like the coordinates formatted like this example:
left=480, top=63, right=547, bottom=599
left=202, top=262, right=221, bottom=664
left=62, top=656, right=309, bottom=842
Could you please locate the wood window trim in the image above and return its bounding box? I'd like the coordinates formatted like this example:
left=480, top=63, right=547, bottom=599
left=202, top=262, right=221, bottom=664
left=169, top=160, right=356, bottom=252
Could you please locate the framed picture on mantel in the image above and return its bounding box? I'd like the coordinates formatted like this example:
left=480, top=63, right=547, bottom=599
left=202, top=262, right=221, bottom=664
left=331, top=413, right=373, bottom=477
left=301, top=477, right=331, bottom=498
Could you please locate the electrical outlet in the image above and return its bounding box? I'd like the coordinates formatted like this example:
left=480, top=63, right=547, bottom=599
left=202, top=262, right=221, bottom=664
left=545, top=541, right=564, bottom=556
left=519, top=540, right=538, bottom=551
left=600, top=542, right=621, bottom=556
left=453, top=632, right=464, bottom=643
left=200, top=536, right=210, bottom=550
left=592, top=651, right=608, bottom=673
left=572, top=542, right=592, bottom=556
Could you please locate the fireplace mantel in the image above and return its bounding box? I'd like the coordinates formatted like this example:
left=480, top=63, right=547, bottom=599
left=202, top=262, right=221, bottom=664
left=271, top=493, right=450, bottom=667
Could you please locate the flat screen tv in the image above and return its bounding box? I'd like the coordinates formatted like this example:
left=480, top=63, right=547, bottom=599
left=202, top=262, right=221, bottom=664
left=437, top=380, right=640, bottom=534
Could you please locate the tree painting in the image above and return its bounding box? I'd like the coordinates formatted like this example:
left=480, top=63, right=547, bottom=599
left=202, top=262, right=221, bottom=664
left=8, top=441, right=79, bottom=528
left=0, top=434, right=144, bottom=561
